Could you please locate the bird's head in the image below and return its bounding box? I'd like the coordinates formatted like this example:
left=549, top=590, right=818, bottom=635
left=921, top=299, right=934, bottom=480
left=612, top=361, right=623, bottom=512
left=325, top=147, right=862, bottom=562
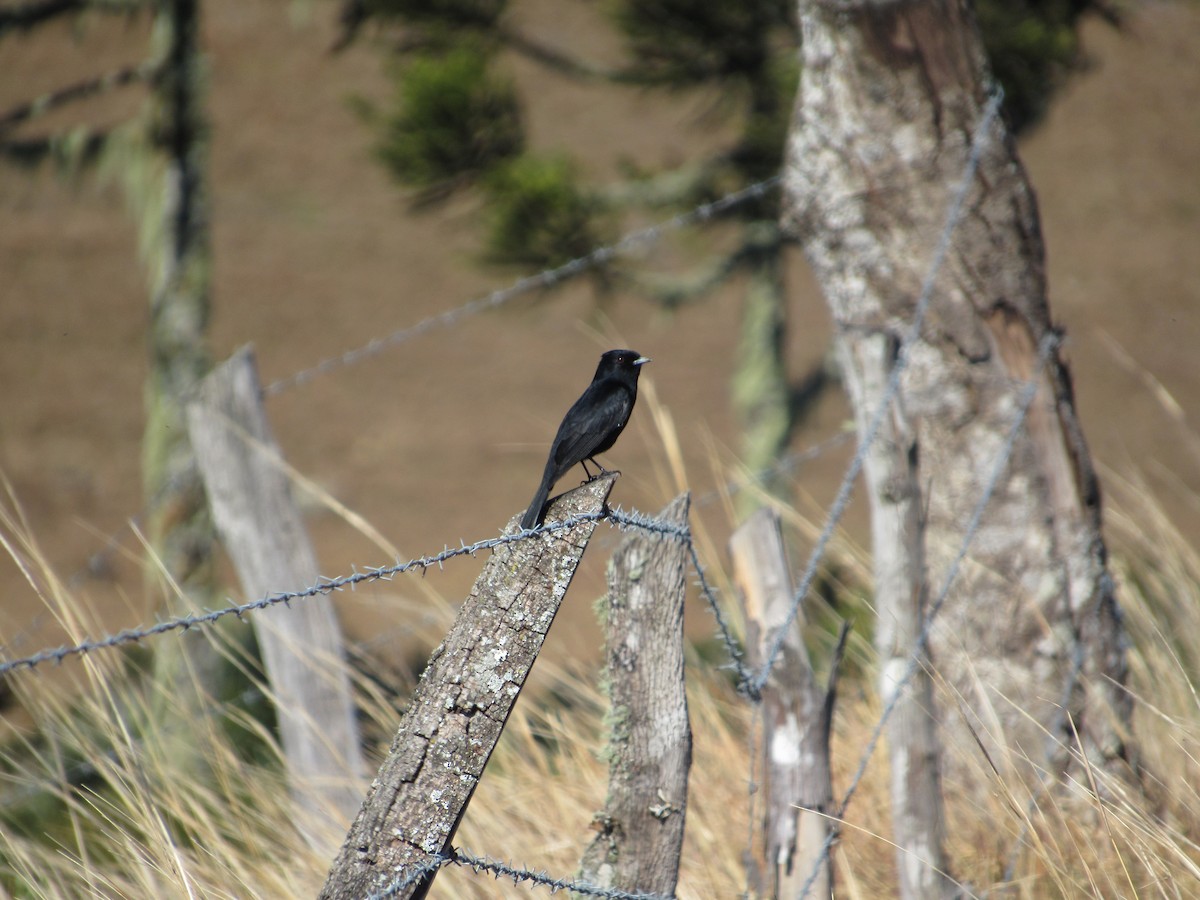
left=597, top=349, right=651, bottom=379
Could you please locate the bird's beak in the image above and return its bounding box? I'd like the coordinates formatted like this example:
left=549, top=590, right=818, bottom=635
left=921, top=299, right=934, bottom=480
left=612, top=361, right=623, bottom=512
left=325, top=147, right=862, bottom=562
left=634, top=356, right=651, bottom=366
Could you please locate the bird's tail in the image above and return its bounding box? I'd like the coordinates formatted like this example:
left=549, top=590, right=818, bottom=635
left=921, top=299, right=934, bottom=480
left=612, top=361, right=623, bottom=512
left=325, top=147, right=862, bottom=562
left=520, top=477, right=552, bottom=531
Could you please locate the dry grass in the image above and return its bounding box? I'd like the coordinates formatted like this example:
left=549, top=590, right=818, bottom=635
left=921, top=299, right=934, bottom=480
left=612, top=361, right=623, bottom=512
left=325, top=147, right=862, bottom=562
left=3, top=464, right=1200, bottom=899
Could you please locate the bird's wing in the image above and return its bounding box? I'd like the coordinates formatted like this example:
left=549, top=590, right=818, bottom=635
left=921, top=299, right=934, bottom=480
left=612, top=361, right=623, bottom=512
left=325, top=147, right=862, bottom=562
left=551, top=381, right=631, bottom=470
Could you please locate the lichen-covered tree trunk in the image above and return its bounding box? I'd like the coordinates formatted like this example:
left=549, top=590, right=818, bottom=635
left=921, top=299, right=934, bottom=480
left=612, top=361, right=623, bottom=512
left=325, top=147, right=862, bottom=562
left=137, top=0, right=240, bottom=744
left=780, top=0, right=1131, bottom=794
left=143, top=0, right=212, bottom=592
left=732, top=223, right=793, bottom=516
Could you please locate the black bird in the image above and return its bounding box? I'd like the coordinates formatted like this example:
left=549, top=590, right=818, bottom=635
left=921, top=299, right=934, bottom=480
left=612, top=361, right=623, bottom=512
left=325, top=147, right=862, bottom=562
left=520, top=349, right=650, bottom=530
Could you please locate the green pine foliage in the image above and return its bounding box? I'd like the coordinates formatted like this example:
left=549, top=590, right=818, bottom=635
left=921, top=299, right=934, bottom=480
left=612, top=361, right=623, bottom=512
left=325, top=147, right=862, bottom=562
left=613, top=0, right=792, bottom=85
left=361, top=0, right=1107, bottom=273
left=374, top=42, right=523, bottom=188
left=731, top=53, right=799, bottom=182
left=975, top=0, right=1100, bottom=131
left=364, top=0, right=506, bottom=30
left=483, top=155, right=603, bottom=268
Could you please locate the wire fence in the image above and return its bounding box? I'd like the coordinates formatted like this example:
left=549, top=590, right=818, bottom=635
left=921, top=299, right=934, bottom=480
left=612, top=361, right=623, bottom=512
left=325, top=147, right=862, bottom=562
left=369, top=848, right=676, bottom=900
left=1, top=76, right=1100, bottom=900
left=0, top=511, right=614, bottom=676
left=0, top=499, right=739, bottom=899
left=0, top=365, right=1038, bottom=896
left=39, top=172, right=781, bottom=613
left=261, top=176, right=779, bottom=397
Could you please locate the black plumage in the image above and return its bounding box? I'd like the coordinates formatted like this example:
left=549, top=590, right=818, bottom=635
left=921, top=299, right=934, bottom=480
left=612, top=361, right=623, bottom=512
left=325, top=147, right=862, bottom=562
left=520, top=349, right=650, bottom=530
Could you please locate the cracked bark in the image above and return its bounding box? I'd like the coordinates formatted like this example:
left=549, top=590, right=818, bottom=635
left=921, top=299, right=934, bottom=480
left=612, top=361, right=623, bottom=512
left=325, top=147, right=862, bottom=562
left=580, top=493, right=691, bottom=897
left=781, top=0, right=1132, bottom=796
left=319, top=475, right=615, bottom=900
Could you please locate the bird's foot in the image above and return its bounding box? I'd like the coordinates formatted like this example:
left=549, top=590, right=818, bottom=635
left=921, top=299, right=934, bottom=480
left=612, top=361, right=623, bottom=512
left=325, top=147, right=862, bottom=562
left=580, top=458, right=617, bottom=484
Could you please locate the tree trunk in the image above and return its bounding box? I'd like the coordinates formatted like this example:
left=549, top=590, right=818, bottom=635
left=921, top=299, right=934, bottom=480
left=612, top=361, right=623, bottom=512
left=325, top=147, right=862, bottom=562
left=143, top=0, right=212, bottom=594
left=780, top=0, right=1131, bottom=789
left=732, top=223, right=792, bottom=514
left=580, top=493, right=691, bottom=896
left=137, top=0, right=247, bottom=765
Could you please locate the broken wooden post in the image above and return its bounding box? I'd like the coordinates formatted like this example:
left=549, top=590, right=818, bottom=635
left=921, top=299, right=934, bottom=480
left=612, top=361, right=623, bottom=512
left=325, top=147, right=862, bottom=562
left=185, top=345, right=364, bottom=840
left=731, top=507, right=837, bottom=898
left=320, top=474, right=616, bottom=900
left=580, top=493, right=692, bottom=896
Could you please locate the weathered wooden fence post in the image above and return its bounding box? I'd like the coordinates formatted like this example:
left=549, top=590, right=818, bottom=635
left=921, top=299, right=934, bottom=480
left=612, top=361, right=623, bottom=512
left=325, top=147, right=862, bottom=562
left=320, top=475, right=616, bottom=900
left=580, top=493, right=692, bottom=896
left=186, top=345, right=365, bottom=843
left=731, top=507, right=840, bottom=899
left=856, top=360, right=953, bottom=900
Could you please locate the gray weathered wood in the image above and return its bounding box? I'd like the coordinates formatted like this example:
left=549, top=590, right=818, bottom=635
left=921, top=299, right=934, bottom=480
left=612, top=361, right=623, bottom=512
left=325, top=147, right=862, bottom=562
left=731, top=508, right=835, bottom=899
left=320, top=474, right=616, bottom=900
left=580, top=493, right=692, bottom=896
left=845, top=340, right=953, bottom=899
left=186, top=346, right=365, bottom=839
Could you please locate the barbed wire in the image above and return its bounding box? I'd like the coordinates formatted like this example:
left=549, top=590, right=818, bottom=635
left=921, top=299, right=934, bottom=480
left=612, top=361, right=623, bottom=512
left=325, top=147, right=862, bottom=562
left=1, top=503, right=746, bottom=679
left=0, top=512, right=612, bottom=676
left=606, top=504, right=753, bottom=682
left=42, top=410, right=847, bottom=651
left=748, top=86, right=1005, bottom=700
left=794, top=330, right=1059, bottom=899
left=33, top=174, right=784, bottom=623
left=1, top=73, right=1103, bottom=900
left=262, top=176, right=779, bottom=396
left=1, top=498, right=705, bottom=900
left=367, top=847, right=675, bottom=900
left=605, top=503, right=753, bottom=683
left=365, top=857, right=446, bottom=899
left=3, top=498, right=744, bottom=899
left=602, top=505, right=689, bottom=541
